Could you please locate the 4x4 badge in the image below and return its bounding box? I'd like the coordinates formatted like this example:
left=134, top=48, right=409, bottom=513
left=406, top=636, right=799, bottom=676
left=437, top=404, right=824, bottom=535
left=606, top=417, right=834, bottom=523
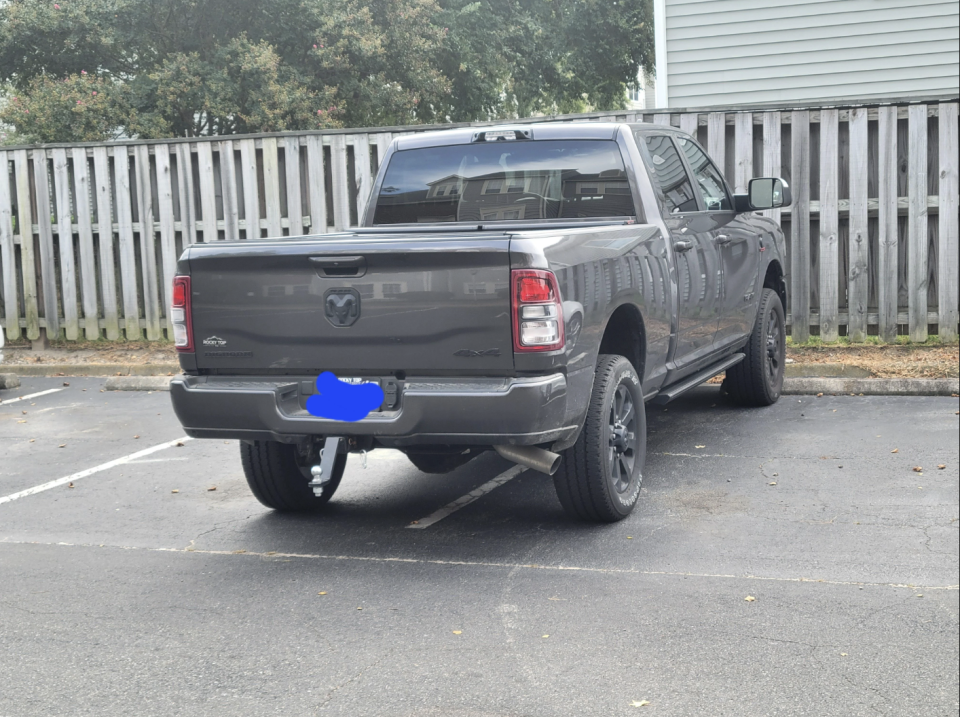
left=202, top=336, right=227, bottom=347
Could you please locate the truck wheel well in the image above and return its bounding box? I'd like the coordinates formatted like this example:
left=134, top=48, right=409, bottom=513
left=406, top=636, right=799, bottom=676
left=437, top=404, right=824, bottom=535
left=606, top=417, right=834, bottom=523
left=764, top=261, right=786, bottom=312
left=598, top=305, right=645, bottom=381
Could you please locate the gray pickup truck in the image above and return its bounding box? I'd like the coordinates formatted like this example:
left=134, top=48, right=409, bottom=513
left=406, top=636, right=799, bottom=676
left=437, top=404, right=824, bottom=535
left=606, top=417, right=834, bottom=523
left=169, top=122, right=791, bottom=522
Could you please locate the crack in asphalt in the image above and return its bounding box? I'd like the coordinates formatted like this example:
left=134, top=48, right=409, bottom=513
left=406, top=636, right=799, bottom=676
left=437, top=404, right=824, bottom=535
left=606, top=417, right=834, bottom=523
left=3, top=540, right=957, bottom=591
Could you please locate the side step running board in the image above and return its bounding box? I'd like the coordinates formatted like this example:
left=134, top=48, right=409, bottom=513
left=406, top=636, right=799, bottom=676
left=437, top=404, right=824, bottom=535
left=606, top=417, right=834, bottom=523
left=649, top=353, right=745, bottom=405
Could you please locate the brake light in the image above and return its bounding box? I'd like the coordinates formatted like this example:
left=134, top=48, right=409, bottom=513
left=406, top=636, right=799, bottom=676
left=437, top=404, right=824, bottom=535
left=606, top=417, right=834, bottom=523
left=171, top=275, right=193, bottom=352
left=512, top=269, right=565, bottom=352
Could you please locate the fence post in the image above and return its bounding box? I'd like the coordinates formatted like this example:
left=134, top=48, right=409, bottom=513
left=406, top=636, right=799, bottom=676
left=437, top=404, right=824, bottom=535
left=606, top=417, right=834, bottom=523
left=790, top=111, right=811, bottom=342
left=938, top=102, right=959, bottom=341
left=907, top=105, right=928, bottom=342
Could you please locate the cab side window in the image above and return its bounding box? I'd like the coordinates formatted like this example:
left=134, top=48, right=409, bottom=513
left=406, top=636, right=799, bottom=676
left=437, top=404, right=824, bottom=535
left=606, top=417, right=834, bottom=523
left=676, top=137, right=732, bottom=211
left=642, top=135, right=699, bottom=214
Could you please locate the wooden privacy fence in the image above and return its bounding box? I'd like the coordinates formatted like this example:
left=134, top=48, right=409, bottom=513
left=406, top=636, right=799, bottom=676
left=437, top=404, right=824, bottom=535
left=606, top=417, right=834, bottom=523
left=0, top=97, right=957, bottom=344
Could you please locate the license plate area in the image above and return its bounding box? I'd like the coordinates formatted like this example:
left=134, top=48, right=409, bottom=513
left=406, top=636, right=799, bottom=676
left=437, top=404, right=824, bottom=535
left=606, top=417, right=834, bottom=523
left=299, top=376, right=401, bottom=412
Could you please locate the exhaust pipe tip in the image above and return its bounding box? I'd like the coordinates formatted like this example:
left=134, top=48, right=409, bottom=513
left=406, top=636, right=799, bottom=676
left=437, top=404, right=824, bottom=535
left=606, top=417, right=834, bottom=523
left=494, top=444, right=562, bottom=476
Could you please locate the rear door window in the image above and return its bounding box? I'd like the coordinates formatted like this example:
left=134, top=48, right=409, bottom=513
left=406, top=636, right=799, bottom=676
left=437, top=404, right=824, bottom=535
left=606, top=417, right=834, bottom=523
left=373, top=140, right=638, bottom=224
left=676, top=137, right=732, bottom=211
left=642, top=135, right=699, bottom=214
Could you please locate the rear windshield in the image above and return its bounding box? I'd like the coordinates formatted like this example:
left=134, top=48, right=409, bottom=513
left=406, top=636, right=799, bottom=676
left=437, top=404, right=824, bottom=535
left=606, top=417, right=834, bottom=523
left=373, top=140, right=637, bottom=225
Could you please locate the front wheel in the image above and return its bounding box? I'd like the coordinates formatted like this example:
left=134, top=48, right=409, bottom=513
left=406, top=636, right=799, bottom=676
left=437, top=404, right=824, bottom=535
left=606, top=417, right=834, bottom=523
left=239, top=440, right=346, bottom=511
left=722, top=287, right=786, bottom=406
left=553, top=354, right=646, bottom=522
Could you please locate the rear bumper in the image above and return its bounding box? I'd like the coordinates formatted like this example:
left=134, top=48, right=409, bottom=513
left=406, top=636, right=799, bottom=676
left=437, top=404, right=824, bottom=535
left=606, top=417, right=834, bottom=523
left=170, top=373, right=574, bottom=447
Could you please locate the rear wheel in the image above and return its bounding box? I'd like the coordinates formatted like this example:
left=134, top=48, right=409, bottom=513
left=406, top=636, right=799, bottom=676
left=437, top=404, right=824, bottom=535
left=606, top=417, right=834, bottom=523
left=239, top=440, right=345, bottom=511
left=553, top=354, right=646, bottom=522
left=723, top=288, right=786, bottom=406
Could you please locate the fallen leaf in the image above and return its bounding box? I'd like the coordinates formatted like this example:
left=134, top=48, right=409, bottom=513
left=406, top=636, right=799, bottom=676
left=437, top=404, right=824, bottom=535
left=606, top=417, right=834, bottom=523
left=62, top=382, right=69, bottom=386
left=410, top=520, right=419, bottom=525
left=695, top=445, right=705, bottom=449
left=891, top=448, right=899, bottom=453
left=171, top=489, right=179, bottom=493
left=627, top=536, right=633, bottom=539
left=816, top=393, right=823, bottom=397
left=232, top=550, right=246, bottom=554
left=938, top=464, right=946, bottom=469
left=744, top=596, right=756, bottom=602
left=17, top=419, right=26, bottom=423
left=21, top=410, right=26, bottom=414
left=175, top=441, right=184, bottom=447
left=452, top=630, right=462, bottom=635
left=58, top=444, right=65, bottom=448
left=28, top=439, right=34, bottom=443
left=913, top=466, right=923, bottom=472
left=68, top=482, right=74, bottom=488
left=840, top=653, right=847, bottom=657
left=772, top=472, right=779, bottom=477
left=357, top=607, right=362, bottom=610
left=318, top=591, right=327, bottom=595
left=207, top=486, right=217, bottom=491
left=542, top=634, right=549, bottom=638
left=768, top=481, right=777, bottom=486
left=134, top=435, right=140, bottom=439
left=631, top=701, right=651, bottom=707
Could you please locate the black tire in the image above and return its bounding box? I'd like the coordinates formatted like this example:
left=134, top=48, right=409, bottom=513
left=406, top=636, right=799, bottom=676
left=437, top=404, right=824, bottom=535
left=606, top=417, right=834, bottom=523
left=723, top=287, right=786, bottom=407
left=406, top=450, right=478, bottom=474
left=239, top=440, right=345, bottom=511
left=553, top=354, right=646, bottom=523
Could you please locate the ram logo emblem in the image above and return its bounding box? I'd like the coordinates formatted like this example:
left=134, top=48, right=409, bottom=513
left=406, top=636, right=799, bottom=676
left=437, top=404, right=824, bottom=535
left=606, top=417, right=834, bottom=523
left=324, top=288, right=361, bottom=327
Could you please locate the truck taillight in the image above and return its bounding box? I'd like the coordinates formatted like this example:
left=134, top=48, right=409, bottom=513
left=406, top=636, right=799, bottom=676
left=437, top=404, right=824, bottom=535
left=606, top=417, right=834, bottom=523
left=512, top=269, right=565, bottom=352
left=171, top=275, right=193, bottom=352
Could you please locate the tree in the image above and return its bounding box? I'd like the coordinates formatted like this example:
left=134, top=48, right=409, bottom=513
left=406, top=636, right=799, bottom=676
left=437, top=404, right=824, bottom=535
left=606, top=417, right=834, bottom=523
left=0, top=0, right=654, bottom=142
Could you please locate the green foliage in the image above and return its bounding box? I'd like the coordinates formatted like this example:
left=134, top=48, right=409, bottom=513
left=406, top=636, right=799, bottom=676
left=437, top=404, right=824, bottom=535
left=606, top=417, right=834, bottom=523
left=0, top=0, right=655, bottom=142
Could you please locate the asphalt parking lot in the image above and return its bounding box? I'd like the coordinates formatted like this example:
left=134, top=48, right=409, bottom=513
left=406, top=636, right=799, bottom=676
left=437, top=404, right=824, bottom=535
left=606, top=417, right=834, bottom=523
left=1, top=377, right=957, bottom=717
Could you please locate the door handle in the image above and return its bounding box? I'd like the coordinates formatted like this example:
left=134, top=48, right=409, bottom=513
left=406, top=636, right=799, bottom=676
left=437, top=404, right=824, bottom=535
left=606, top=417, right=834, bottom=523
left=673, top=239, right=694, bottom=253
left=309, top=255, right=366, bottom=277
left=714, top=234, right=732, bottom=246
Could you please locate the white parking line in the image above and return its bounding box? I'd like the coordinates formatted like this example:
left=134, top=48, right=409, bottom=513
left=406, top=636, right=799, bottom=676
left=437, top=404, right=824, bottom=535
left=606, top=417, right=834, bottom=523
left=0, top=436, right=194, bottom=506
left=407, top=465, right=526, bottom=529
left=0, top=388, right=65, bottom=405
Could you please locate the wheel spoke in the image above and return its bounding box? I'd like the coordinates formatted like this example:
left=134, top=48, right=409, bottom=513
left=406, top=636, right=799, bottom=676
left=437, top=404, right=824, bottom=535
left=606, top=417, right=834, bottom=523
left=620, top=396, right=634, bottom=426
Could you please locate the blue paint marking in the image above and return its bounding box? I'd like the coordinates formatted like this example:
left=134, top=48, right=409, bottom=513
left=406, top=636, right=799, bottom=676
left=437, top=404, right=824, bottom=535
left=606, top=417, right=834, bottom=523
left=305, top=372, right=385, bottom=422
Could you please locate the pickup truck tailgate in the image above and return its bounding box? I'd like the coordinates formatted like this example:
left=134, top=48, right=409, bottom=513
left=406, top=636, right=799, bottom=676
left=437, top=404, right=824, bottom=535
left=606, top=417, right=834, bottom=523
left=185, top=232, right=514, bottom=373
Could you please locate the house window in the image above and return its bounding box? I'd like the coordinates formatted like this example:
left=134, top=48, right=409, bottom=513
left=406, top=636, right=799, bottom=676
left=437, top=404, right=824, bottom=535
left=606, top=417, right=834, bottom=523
left=382, top=283, right=402, bottom=295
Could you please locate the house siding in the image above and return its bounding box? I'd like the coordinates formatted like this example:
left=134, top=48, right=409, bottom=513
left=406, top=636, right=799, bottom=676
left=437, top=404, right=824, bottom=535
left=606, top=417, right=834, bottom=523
left=662, top=0, right=960, bottom=107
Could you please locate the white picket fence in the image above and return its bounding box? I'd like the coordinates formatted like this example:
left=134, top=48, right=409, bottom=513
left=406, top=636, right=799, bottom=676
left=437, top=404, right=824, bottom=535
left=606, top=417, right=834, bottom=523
left=0, top=97, right=957, bottom=343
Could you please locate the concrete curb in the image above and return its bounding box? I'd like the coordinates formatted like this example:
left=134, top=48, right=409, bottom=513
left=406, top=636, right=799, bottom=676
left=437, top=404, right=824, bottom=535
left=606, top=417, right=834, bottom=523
left=782, top=377, right=959, bottom=396
left=0, top=373, right=21, bottom=390
left=10, top=363, right=180, bottom=377
left=104, top=376, right=173, bottom=392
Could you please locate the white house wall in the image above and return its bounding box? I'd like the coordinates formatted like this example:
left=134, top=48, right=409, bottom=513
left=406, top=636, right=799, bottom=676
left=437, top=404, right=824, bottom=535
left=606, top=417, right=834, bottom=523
left=659, top=0, right=960, bottom=107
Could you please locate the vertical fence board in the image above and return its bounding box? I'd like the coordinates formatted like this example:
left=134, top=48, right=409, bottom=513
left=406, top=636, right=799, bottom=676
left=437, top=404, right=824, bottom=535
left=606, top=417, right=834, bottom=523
left=374, top=133, right=394, bottom=169
left=707, top=113, right=726, bottom=175
left=52, top=148, right=79, bottom=339
left=92, top=147, right=119, bottom=339
left=196, top=142, right=218, bottom=242
left=305, top=135, right=327, bottom=233
left=261, top=138, right=283, bottom=238
left=818, top=110, right=839, bottom=342
left=238, top=139, right=260, bottom=239
left=71, top=148, right=99, bottom=339
left=283, top=136, right=303, bottom=236
left=134, top=145, right=161, bottom=340
left=0, top=152, right=18, bottom=339
left=33, top=151, right=60, bottom=338
left=907, top=105, right=929, bottom=341
left=155, top=147, right=177, bottom=335
left=762, top=112, right=782, bottom=227
left=734, top=112, right=753, bottom=193
left=679, top=114, right=698, bottom=138
left=113, top=148, right=141, bottom=339
left=330, top=134, right=350, bottom=231
left=876, top=107, right=899, bottom=343
left=937, top=103, right=958, bottom=340
left=219, top=140, right=240, bottom=241
left=352, top=135, right=373, bottom=222
left=653, top=113, right=671, bottom=126
left=848, top=108, right=869, bottom=341
left=13, top=151, right=39, bottom=339
left=175, top=144, right=198, bottom=245
left=790, top=111, right=811, bottom=342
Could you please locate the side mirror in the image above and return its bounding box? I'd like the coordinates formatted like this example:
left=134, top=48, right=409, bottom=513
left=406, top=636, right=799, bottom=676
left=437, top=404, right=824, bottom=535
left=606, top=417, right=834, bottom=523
left=747, top=178, right=791, bottom=210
